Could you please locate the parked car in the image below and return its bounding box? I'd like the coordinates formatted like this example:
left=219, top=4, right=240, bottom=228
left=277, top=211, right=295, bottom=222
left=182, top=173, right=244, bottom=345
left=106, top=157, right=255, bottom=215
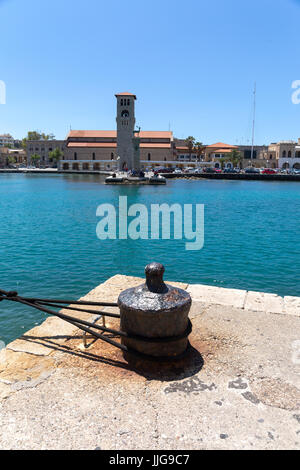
left=202, top=167, right=216, bottom=173
left=156, top=167, right=172, bottom=173
left=261, top=168, right=276, bottom=174
left=223, top=168, right=239, bottom=174
left=174, top=168, right=182, bottom=174
left=184, top=167, right=196, bottom=173
left=245, top=167, right=260, bottom=174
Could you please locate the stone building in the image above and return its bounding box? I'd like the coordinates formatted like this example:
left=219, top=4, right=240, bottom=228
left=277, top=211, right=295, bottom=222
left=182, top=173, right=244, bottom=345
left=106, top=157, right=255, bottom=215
left=26, top=140, right=65, bottom=167
left=268, top=140, right=300, bottom=169
left=0, top=147, right=26, bottom=167
left=0, top=134, right=14, bottom=147
left=61, top=92, right=176, bottom=172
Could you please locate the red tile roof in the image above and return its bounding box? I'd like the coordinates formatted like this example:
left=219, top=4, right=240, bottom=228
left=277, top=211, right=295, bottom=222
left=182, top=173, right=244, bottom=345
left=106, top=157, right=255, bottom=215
left=213, top=148, right=233, bottom=153
left=206, top=142, right=237, bottom=149
left=115, top=92, right=137, bottom=99
left=68, top=130, right=116, bottom=138
left=67, top=130, right=173, bottom=140
left=140, top=143, right=171, bottom=148
left=139, top=131, right=172, bottom=139
left=67, top=142, right=117, bottom=148
left=67, top=142, right=171, bottom=149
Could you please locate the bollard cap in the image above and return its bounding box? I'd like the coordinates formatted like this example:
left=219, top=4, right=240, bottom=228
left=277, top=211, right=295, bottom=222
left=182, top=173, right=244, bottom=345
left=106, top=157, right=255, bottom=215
left=118, top=262, right=191, bottom=314
left=145, top=262, right=166, bottom=293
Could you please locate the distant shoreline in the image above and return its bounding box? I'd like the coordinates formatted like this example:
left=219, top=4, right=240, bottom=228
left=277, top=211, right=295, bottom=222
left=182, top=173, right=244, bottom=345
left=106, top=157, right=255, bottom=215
left=1, top=169, right=300, bottom=181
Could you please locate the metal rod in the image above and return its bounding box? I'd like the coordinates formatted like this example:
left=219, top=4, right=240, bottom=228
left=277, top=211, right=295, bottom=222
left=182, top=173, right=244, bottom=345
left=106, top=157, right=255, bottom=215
left=6, top=297, right=123, bottom=337
left=9, top=297, right=129, bottom=352
left=35, top=301, right=120, bottom=318
left=23, top=297, right=118, bottom=307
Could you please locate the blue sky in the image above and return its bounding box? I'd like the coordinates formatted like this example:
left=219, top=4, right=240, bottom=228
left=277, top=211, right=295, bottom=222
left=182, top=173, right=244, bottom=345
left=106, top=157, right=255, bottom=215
left=0, top=0, right=300, bottom=144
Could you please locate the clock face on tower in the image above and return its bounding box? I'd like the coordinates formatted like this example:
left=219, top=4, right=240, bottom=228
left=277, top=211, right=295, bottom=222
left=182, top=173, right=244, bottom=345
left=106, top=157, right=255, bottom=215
left=121, top=109, right=129, bottom=118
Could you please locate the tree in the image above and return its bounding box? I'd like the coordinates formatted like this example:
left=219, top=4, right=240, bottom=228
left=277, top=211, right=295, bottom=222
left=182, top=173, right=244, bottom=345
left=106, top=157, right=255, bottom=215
left=219, top=157, right=226, bottom=169
left=22, top=131, right=55, bottom=149
left=49, top=148, right=63, bottom=168
left=228, top=149, right=243, bottom=168
left=31, top=153, right=40, bottom=167
left=195, top=141, right=205, bottom=163
left=185, top=136, right=196, bottom=161
left=7, top=155, right=16, bottom=167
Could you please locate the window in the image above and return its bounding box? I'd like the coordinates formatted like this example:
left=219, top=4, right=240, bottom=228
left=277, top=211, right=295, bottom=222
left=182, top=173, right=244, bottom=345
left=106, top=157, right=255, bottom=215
left=92, top=152, right=95, bottom=160
left=121, top=110, right=129, bottom=117
left=121, top=99, right=123, bottom=106
left=74, top=152, right=77, bottom=160
left=111, top=153, right=114, bottom=160
left=288, top=151, right=292, bottom=158
left=282, top=150, right=286, bottom=158
left=127, top=99, right=130, bottom=105
left=83, top=163, right=89, bottom=170
left=148, top=153, right=151, bottom=161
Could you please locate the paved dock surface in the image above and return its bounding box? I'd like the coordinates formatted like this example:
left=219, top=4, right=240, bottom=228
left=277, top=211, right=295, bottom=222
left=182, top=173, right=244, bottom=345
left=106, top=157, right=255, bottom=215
left=0, top=276, right=299, bottom=450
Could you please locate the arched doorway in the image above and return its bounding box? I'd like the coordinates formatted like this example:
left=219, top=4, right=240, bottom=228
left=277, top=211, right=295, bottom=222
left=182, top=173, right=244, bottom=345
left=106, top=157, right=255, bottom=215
left=63, top=163, right=69, bottom=170
left=293, top=163, right=300, bottom=169
left=93, top=163, right=100, bottom=171
left=282, top=162, right=289, bottom=169
left=72, top=163, right=79, bottom=170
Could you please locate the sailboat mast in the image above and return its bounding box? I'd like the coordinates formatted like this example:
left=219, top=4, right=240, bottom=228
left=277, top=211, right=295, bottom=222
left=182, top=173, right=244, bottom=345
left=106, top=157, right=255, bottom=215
left=251, top=82, right=256, bottom=161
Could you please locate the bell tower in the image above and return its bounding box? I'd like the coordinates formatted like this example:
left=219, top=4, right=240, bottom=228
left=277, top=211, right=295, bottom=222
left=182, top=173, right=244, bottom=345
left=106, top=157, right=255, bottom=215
left=115, top=92, right=136, bottom=170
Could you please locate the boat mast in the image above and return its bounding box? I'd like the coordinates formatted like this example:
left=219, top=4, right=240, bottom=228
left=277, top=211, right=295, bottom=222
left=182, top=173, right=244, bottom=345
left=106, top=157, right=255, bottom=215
left=251, top=82, right=256, bottom=162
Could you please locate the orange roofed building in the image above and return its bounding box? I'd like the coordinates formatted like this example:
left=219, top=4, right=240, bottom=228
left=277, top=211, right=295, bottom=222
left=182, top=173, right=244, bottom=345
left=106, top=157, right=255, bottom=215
left=62, top=92, right=176, bottom=172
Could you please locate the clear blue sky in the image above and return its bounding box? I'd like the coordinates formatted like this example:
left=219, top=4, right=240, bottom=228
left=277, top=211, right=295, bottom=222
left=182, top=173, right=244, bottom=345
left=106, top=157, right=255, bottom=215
left=1, top=0, right=300, bottom=145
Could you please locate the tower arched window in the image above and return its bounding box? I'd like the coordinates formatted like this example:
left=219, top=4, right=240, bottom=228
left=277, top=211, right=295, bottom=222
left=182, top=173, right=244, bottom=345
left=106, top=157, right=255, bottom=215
left=92, top=152, right=95, bottom=160
left=74, top=152, right=77, bottom=160
left=288, top=150, right=292, bottom=158
left=121, top=109, right=129, bottom=117
left=282, top=150, right=286, bottom=158
left=148, top=153, right=151, bottom=161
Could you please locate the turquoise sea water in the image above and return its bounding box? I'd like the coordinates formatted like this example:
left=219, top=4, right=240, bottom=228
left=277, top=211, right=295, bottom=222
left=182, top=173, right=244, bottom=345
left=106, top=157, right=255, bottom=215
left=0, top=173, right=299, bottom=344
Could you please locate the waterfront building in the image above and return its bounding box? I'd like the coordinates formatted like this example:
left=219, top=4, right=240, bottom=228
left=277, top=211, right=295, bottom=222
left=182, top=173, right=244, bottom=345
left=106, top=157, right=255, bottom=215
left=0, top=147, right=26, bottom=167
left=61, top=92, right=176, bottom=172
left=26, top=140, right=65, bottom=167
left=268, top=140, right=300, bottom=170
left=0, top=134, right=14, bottom=147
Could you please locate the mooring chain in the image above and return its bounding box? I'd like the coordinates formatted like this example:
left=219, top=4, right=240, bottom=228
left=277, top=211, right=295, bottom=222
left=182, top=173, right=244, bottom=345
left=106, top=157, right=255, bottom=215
left=0, top=288, right=192, bottom=361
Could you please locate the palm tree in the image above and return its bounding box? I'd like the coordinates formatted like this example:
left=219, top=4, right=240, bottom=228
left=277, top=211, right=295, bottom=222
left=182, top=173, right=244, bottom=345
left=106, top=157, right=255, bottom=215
left=227, top=149, right=243, bottom=169
left=195, top=141, right=205, bottom=165
left=185, top=136, right=196, bottom=161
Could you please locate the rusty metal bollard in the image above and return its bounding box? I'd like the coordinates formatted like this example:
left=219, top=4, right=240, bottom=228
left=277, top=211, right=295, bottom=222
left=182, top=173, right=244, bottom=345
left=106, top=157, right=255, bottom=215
left=118, top=262, right=192, bottom=359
